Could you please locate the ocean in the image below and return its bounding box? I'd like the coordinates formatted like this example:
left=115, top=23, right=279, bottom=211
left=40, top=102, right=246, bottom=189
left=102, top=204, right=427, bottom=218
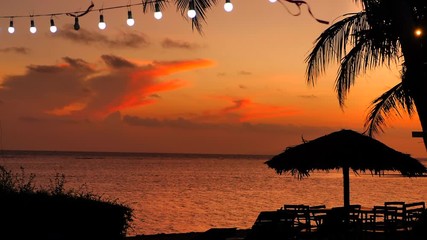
left=0, top=150, right=426, bottom=236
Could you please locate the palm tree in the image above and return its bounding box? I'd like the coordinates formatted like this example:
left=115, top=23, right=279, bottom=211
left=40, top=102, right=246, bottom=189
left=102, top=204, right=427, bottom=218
left=305, top=0, right=427, bottom=151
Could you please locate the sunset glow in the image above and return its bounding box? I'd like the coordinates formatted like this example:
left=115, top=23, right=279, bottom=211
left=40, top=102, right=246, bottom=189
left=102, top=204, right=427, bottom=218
left=0, top=0, right=425, bottom=158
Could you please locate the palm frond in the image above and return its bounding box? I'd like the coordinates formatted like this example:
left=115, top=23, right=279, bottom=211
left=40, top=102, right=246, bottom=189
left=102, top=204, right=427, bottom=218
left=335, top=40, right=364, bottom=106
left=364, top=82, right=414, bottom=137
left=141, top=0, right=169, bottom=12
left=305, top=12, right=367, bottom=85
left=175, top=0, right=218, bottom=34
left=335, top=29, right=401, bottom=106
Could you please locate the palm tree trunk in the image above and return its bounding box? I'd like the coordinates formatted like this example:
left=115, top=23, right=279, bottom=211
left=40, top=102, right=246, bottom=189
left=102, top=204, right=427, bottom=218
left=389, top=0, right=427, bottom=152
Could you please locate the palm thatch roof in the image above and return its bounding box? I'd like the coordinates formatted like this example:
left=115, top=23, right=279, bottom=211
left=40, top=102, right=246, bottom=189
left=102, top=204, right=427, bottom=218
left=265, top=129, right=426, bottom=178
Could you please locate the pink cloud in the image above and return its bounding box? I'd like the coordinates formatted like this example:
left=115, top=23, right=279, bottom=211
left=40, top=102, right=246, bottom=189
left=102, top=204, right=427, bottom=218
left=219, top=97, right=300, bottom=122
left=0, top=55, right=214, bottom=120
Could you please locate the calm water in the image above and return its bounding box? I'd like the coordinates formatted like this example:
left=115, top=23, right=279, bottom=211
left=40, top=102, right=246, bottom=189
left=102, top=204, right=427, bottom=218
left=0, top=150, right=426, bottom=236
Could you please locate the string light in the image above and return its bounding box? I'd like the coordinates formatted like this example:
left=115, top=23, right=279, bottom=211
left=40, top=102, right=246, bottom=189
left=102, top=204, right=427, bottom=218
left=50, top=18, right=57, bottom=33
left=8, top=19, right=15, bottom=34
left=73, top=17, right=80, bottom=30
left=224, top=0, right=233, bottom=12
left=154, top=2, right=163, bottom=20
left=188, top=0, right=196, bottom=19
left=29, top=19, right=37, bottom=34
left=127, top=9, right=135, bottom=26
left=98, top=12, right=106, bottom=30
left=0, top=1, right=328, bottom=34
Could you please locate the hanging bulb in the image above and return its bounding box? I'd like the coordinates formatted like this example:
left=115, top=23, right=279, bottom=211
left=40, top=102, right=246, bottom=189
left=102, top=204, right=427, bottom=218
left=50, top=18, right=57, bottom=33
left=30, top=19, right=37, bottom=34
left=187, top=1, right=196, bottom=18
left=154, top=2, right=163, bottom=20
left=74, top=17, right=80, bottom=30
left=8, top=19, right=15, bottom=34
left=224, top=0, right=233, bottom=12
left=269, top=0, right=277, bottom=2
left=98, top=14, right=106, bottom=30
left=127, top=10, right=135, bottom=26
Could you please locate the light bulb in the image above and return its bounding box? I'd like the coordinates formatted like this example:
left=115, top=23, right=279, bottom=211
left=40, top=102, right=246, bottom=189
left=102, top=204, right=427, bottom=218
left=74, top=17, right=80, bottom=30
left=187, top=9, right=196, bottom=18
left=50, top=19, right=57, bottom=33
left=154, top=3, right=162, bottom=20
left=224, top=0, right=233, bottom=12
left=269, top=0, right=277, bottom=3
left=154, top=11, right=163, bottom=20
left=30, top=20, right=37, bottom=34
left=8, top=20, right=15, bottom=34
left=98, top=14, right=106, bottom=30
left=127, top=10, right=135, bottom=26
left=188, top=1, right=196, bottom=18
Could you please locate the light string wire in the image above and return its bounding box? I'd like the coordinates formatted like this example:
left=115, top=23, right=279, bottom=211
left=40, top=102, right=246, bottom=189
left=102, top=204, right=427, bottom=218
left=0, top=0, right=164, bottom=19
left=0, top=0, right=328, bottom=31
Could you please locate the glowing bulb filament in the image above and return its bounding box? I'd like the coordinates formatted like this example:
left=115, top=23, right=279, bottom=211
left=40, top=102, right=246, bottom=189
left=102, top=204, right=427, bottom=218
left=30, top=19, right=37, bottom=34
left=224, top=0, right=233, bottom=12
left=127, top=10, right=135, bottom=26
left=154, top=2, right=163, bottom=20
left=8, top=20, right=15, bottom=34
left=188, top=1, right=196, bottom=19
left=99, top=14, right=107, bottom=30
left=50, top=19, right=57, bottom=33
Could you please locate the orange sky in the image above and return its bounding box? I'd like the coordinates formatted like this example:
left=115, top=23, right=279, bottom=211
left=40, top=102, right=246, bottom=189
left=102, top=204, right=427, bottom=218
left=0, top=0, right=426, bottom=158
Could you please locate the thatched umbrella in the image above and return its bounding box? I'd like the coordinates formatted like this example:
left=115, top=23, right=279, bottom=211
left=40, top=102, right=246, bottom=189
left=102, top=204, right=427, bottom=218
left=265, top=129, right=426, bottom=209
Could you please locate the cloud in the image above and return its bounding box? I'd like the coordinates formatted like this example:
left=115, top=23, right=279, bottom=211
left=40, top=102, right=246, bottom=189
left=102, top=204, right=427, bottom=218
left=0, top=55, right=213, bottom=120
left=122, top=114, right=325, bottom=135
left=19, top=116, right=81, bottom=124
left=299, top=94, right=318, bottom=99
left=91, top=58, right=213, bottom=116
left=217, top=97, right=300, bottom=122
left=161, top=38, right=200, bottom=50
left=45, top=102, right=87, bottom=116
left=149, top=94, right=161, bottom=99
left=239, top=71, right=252, bottom=75
left=101, top=55, right=137, bottom=68
left=0, top=47, right=30, bottom=54
left=124, top=116, right=205, bottom=129
left=0, top=56, right=95, bottom=117
left=57, top=25, right=150, bottom=48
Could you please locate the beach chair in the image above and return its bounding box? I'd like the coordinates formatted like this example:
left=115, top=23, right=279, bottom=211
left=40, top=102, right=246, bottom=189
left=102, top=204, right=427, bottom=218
left=404, top=201, right=426, bottom=231
left=282, top=204, right=311, bottom=233
left=308, top=204, right=327, bottom=232
left=384, top=201, right=407, bottom=231
left=365, top=205, right=399, bottom=235
left=348, top=204, right=362, bottom=224
left=316, top=206, right=357, bottom=240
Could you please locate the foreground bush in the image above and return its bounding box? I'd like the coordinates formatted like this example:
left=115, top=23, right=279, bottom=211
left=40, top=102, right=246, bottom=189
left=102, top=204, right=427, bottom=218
left=0, top=166, right=133, bottom=240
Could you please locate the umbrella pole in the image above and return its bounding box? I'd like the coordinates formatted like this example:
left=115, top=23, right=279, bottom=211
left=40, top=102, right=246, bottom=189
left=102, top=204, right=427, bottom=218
left=343, top=165, right=350, bottom=238
left=343, top=166, right=350, bottom=209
